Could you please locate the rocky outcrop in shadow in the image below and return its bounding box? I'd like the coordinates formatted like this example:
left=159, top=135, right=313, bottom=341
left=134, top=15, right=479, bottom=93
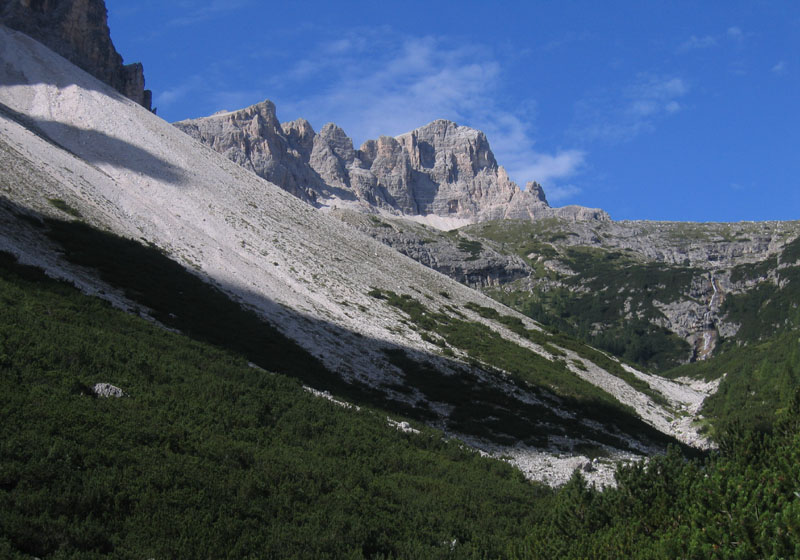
left=0, top=0, right=151, bottom=109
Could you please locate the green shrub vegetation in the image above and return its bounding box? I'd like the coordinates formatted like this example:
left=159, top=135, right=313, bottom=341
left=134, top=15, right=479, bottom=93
left=666, top=331, right=800, bottom=434
left=720, top=266, right=800, bottom=344
left=462, top=302, right=670, bottom=407
left=0, top=251, right=550, bottom=558
left=2, top=239, right=800, bottom=556
left=46, top=198, right=82, bottom=218
left=370, top=289, right=678, bottom=449
left=456, top=239, right=483, bottom=261
left=469, top=221, right=695, bottom=372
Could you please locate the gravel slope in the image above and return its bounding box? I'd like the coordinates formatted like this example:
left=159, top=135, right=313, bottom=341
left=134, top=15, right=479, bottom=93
left=0, top=25, right=715, bottom=485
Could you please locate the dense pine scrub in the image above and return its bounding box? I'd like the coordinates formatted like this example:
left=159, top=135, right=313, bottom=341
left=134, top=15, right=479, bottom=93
left=515, top=401, right=800, bottom=559
left=369, top=288, right=681, bottom=452
left=0, top=252, right=548, bottom=558
left=666, top=331, right=800, bottom=434
left=2, top=251, right=800, bottom=557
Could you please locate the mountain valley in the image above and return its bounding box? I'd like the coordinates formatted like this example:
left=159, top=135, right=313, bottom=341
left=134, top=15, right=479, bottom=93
left=1, top=1, right=800, bottom=556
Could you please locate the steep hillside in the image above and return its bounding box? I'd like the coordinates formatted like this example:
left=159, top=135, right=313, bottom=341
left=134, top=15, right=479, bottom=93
left=0, top=251, right=550, bottom=558
left=3, top=247, right=799, bottom=560
left=345, top=213, right=799, bottom=368
left=0, top=24, right=715, bottom=485
left=340, top=212, right=800, bottom=433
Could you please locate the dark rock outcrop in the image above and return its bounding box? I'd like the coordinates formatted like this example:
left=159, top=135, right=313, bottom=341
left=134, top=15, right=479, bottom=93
left=0, top=0, right=151, bottom=109
left=336, top=209, right=531, bottom=288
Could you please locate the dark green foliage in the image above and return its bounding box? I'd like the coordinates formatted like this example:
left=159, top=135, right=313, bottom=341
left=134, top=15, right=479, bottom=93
left=3, top=246, right=800, bottom=556
left=0, top=252, right=551, bottom=558
left=515, top=398, right=800, bottom=558
left=782, top=235, right=800, bottom=265
left=668, top=331, right=800, bottom=434
left=368, top=215, right=392, bottom=228
left=462, top=302, right=670, bottom=408
left=720, top=267, right=800, bottom=344
left=456, top=239, right=483, bottom=261
left=374, top=289, right=681, bottom=450
left=41, top=219, right=415, bottom=417
left=469, top=221, right=695, bottom=371
left=526, top=247, right=695, bottom=372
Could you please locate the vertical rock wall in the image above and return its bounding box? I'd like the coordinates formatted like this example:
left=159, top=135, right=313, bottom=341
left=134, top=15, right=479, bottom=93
left=0, top=0, right=152, bottom=110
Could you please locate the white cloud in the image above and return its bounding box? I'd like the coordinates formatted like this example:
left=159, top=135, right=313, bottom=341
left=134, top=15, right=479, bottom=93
left=677, top=35, right=718, bottom=53
left=273, top=31, right=582, bottom=188
left=772, top=61, right=786, bottom=74
left=169, top=0, right=251, bottom=27
left=572, top=75, right=689, bottom=143
left=154, top=76, right=204, bottom=109
left=545, top=184, right=582, bottom=203
left=504, top=150, right=585, bottom=186
left=677, top=26, right=750, bottom=55
left=727, top=26, right=743, bottom=40
left=153, top=71, right=263, bottom=118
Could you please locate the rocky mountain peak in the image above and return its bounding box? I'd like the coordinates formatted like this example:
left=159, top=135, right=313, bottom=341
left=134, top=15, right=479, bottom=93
left=175, top=100, right=607, bottom=227
left=238, top=99, right=278, bottom=123
left=317, top=122, right=356, bottom=163
left=281, top=117, right=316, bottom=161
left=0, top=0, right=152, bottom=110
left=525, top=181, right=548, bottom=204
left=398, top=119, right=498, bottom=174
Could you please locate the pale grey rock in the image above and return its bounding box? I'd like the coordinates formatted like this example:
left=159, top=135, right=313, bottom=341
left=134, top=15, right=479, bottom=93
left=92, top=382, right=124, bottom=398
left=174, top=100, right=606, bottom=226
left=175, top=101, right=322, bottom=203
left=335, top=209, right=530, bottom=288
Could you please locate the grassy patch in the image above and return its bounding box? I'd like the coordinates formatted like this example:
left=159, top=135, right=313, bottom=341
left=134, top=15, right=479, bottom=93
left=457, top=238, right=483, bottom=261
left=46, top=198, right=81, bottom=218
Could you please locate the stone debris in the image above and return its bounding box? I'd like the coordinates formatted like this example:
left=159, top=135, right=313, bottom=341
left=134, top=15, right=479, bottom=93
left=92, top=383, right=124, bottom=398
left=0, top=24, right=735, bottom=488
left=387, top=419, right=420, bottom=434
left=303, top=386, right=360, bottom=410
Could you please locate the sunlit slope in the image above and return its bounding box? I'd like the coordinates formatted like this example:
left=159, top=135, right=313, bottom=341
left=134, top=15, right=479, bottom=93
left=0, top=25, right=711, bottom=469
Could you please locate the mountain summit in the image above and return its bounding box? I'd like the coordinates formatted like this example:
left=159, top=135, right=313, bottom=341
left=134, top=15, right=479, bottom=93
left=175, top=100, right=607, bottom=228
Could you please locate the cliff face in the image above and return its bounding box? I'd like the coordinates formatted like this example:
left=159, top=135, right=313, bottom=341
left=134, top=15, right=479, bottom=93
left=0, top=0, right=151, bottom=109
left=174, top=100, right=606, bottom=226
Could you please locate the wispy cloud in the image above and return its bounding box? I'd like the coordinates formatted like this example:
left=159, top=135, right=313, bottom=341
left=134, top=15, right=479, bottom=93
left=571, top=75, right=689, bottom=143
left=272, top=31, right=584, bottom=195
left=676, top=26, right=750, bottom=55
left=677, top=35, right=718, bottom=53
left=772, top=60, right=786, bottom=74
left=169, top=0, right=251, bottom=27
left=153, top=70, right=263, bottom=116
left=504, top=151, right=585, bottom=187
left=154, top=76, right=205, bottom=109
left=727, top=26, right=744, bottom=40
left=546, top=184, right=582, bottom=203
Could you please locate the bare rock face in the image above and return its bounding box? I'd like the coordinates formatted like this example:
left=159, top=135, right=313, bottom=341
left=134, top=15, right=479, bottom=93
left=0, top=0, right=151, bottom=109
left=176, top=101, right=323, bottom=203
left=174, top=100, right=607, bottom=226
left=335, top=209, right=531, bottom=288
left=92, top=382, right=124, bottom=398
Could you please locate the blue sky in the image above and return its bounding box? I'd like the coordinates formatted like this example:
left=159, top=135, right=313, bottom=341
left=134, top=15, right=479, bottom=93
left=106, top=1, right=799, bottom=222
